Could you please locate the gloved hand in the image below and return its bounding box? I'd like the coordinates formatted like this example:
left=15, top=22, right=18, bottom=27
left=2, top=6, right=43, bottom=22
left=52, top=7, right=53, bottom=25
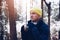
left=24, top=24, right=29, bottom=31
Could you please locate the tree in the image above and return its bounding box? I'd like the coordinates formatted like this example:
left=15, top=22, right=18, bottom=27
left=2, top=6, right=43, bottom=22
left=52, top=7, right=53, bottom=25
left=0, top=0, right=4, bottom=40
left=6, top=0, right=17, bottom=40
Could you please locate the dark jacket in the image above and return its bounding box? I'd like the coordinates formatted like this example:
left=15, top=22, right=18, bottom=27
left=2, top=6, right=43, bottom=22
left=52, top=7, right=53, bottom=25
left=21, top=19, right=50, bottom=40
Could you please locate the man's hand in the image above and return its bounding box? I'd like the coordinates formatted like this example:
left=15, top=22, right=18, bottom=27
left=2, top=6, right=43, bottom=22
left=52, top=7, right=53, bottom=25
left=24, top=24, right=29, bottom=31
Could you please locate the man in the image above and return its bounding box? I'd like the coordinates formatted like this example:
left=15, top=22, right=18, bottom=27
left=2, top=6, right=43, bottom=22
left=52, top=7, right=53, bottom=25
left=21, top=8, right=50, bottom=40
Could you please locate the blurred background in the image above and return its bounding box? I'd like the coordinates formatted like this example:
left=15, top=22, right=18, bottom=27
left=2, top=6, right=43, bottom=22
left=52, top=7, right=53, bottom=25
left=0, top=0, right=60, bottom=40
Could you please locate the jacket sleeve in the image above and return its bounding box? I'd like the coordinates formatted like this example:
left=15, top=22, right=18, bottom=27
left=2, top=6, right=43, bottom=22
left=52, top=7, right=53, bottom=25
left=21, top=26, right=28, bottom=40
left=42, top=23, right=50, bottom=40
left=45, top=25, right=50, bottom=40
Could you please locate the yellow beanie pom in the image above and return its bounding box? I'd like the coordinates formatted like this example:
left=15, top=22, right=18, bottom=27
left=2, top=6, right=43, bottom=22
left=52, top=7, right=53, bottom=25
left=30, top=7, right=42, bottom=16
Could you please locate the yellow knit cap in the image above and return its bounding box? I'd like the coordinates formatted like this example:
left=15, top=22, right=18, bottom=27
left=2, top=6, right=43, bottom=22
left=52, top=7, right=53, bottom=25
left=30, top=8, right=42, bottom=16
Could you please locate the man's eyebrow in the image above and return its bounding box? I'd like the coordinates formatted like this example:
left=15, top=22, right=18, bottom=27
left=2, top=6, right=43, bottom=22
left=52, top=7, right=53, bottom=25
left=31, top=12, right=36, bottom=14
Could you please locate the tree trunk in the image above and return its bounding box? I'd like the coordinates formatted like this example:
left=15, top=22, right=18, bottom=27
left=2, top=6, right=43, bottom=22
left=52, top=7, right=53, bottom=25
left=59, top=0, right=60, bottom=19
left=6, top=0, right=17, bottom=40
left=0, top=0, right=4, bottom=40
left=41, top=0, right=43, bottom=19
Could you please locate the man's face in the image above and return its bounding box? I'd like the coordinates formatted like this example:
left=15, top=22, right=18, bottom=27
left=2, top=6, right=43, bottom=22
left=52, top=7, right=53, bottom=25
left=30, top=11, right=40, bottom=22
